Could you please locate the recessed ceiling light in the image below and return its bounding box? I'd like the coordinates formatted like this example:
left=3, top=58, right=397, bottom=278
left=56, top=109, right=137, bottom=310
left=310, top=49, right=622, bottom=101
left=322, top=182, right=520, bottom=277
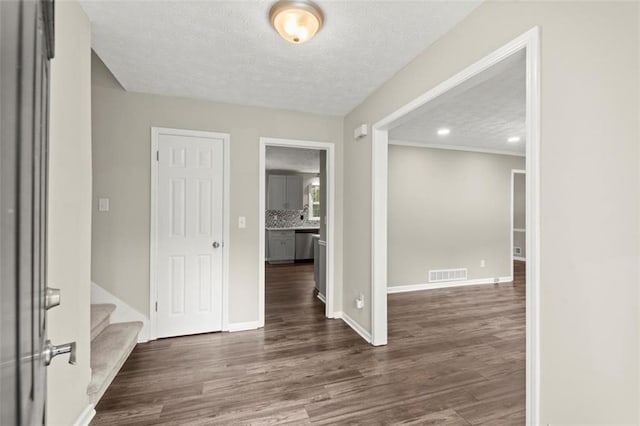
left=437, top=128, right=450, bottom=136
left=507, top=136, right=521, bottom=143
left=269, top=0, right=324, bottom=44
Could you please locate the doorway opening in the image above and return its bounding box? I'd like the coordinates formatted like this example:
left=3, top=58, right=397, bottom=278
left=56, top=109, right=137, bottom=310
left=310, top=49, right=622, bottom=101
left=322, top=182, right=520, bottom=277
left=370, top=28, right=540, bottom=424
left=259, top=138, right=336, bottom=326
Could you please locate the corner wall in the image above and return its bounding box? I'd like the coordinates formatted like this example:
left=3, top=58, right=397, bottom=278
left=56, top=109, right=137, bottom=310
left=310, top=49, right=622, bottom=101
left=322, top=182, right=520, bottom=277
left=47, top=2, right=93, bottom=424
left=343, top=2, right=639, bottom=423
left=91, top=53, right=344, bottom=325
left=387, top=146, right=524, bottom=286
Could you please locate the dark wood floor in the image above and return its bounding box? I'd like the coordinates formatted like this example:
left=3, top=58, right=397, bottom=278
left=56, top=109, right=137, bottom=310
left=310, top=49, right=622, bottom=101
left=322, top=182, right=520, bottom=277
left=92, top=261, right=525, bottom=425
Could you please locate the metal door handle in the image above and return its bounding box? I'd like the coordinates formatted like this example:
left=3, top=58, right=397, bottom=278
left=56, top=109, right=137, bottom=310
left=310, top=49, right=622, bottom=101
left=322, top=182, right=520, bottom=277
left=45, top=287, right=61, bottom=310
left=43, top=340, right=76, bottom=366
left=212, top=242, right=220, bottom=249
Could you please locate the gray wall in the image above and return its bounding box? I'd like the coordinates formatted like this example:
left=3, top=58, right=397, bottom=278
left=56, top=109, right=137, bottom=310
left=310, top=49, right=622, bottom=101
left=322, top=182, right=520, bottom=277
left=91, top=53, right=343, bottom=324
left=387, top=146, right=524, bottom=286
left=47, top=2, right=92, bottom=424
left=343, top=2, right=639, bottom=423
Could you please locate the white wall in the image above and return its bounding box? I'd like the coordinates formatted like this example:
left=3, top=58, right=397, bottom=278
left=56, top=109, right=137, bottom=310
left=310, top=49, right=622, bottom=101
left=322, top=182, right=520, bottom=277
left=47, top=2, right=92, bottom=424
left=387, top=146, right=524, bottom=286
left=91, top=53, right=343, bottom=325
left=343, top=2, right=639, bottom=423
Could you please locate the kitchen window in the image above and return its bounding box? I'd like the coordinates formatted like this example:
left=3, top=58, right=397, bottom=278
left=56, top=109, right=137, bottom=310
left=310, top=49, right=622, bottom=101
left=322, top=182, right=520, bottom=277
left=308, top=184, right=320, bottom=220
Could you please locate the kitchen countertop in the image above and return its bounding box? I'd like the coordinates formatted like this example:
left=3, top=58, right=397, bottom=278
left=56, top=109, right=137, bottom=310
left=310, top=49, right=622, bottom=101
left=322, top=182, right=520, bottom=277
left=266, top=226, right=320, bottom=231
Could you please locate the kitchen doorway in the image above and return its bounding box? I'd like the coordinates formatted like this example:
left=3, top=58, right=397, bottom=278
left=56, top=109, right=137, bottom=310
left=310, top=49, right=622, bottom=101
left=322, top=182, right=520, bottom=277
left=258, top=138, right=336, bottom=326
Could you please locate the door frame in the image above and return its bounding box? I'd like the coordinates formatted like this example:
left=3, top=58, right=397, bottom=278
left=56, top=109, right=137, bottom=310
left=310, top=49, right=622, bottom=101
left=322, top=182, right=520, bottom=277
left=258, top=137, right=336, bottom=325
left=149, top=127, right=231, bottom=340
left=511, top=169, right=527, bottom=269
left=370, top=28, right=541, bottom=424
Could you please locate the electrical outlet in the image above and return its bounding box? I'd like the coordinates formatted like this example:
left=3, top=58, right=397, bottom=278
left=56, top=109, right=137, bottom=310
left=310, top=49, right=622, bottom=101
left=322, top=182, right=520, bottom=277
left=98, top=198, right=109, bottom=212
left=356, top=293, right=364, bottom=309
left=480, top=259, right=485, bottom=268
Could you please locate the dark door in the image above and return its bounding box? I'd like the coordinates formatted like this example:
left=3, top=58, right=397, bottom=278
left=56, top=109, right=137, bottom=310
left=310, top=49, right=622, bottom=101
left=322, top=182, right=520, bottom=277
left=1, top=0, right=54, bottom=424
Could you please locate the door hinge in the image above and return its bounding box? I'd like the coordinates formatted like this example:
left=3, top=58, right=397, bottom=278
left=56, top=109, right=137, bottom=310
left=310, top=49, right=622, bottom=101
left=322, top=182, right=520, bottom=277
left=156, top=151, right=159, bottom=161
left=155, top=301, right=158, bottom=312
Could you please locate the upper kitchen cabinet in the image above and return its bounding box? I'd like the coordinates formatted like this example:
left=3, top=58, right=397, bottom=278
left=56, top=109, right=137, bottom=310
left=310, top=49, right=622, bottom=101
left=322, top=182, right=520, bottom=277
left=267, top=175, right=303, bottom=210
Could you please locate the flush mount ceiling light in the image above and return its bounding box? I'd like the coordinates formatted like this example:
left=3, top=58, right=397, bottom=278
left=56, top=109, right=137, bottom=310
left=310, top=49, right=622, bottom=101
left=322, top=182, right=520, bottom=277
left=437, top=128, right=451, bottom=136
left=269, top=0, right=324, bottom=44
left=508, top=136, right=521, bottom=143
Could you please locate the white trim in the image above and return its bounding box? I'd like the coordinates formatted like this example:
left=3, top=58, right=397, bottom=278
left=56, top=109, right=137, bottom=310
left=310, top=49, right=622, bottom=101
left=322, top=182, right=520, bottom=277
left=371, top=127, right=388, bottom=346
left=91, top=282, right=150, bottom=343
left=389, top=139, right=525, bottom=158
left=335, top=311, right=372, bottom=343
left=317, top=292, right=326, bottom=304
left=149, top=127, right=231, bottom=339
left=513, top=228, right=526, bottom=233
left=72, top=404, right=95, bottom=426
left=371, top=28, right=541, bottom=425
left=388, top=276, right=513, bottom=294
left=259, top=137, right=336, bottom=327
left=514, top=256, right=527, bottom=262
left=227, top=321, right=260, bottom=332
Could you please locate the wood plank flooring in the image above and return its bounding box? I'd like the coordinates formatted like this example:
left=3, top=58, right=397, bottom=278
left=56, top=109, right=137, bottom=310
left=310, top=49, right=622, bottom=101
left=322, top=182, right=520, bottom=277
left=92, top=261, right=525, bottom=425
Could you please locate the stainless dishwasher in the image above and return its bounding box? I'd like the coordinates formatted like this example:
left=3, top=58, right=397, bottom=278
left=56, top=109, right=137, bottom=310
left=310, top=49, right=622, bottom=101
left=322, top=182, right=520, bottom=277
left=295, top=229, right=319, bottom=260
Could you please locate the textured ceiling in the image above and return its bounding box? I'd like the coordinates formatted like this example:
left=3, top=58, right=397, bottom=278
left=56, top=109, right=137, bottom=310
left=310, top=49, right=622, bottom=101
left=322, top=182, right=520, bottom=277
left=266, top=146, right=320, bottom=173
left=389, top=50, right=526, bottom=156
left=80, top=0, right=482, bottom=116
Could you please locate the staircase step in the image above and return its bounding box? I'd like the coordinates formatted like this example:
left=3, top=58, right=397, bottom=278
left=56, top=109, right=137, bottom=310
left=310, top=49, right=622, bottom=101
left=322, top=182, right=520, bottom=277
left=88, top=321, right=143, bottom=404
left=91, top=304, right=116, bottom=341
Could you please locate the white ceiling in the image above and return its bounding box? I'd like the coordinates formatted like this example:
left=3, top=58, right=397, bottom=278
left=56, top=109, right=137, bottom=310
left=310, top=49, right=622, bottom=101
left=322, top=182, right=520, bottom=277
left=80, top=0, right=482, bottom=116
left=389, top=49, right=526, bottom=156
left=266, top=146, right=320, bottom=173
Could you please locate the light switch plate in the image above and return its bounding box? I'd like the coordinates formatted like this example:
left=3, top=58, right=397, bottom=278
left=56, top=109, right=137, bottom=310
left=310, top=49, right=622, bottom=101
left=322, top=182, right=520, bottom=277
left=98, top=198, right=109, bottom=212
left=238, top=216, right=246, bottom=229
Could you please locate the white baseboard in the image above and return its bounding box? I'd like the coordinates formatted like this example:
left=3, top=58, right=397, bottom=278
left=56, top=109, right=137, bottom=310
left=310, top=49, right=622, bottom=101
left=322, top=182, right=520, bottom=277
left=335, top=311, right=372, bottom=343
left=91, top=282, right=150, bottom=343
left=387, top=276, right=513, bottom=294
left=317, top=292, right=326, bottom=304
left=72, top=404, right=95, bottom=426
left=228, top=321, right=260, bottom=332
left=513, top=256, right=527, bottom=262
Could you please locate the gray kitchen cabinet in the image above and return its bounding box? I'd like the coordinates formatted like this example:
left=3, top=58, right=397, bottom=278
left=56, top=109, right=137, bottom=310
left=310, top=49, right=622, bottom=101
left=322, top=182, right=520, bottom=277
left=267, top=175, right=303, bottom=210
left=267, top=230, right=295, bottom=263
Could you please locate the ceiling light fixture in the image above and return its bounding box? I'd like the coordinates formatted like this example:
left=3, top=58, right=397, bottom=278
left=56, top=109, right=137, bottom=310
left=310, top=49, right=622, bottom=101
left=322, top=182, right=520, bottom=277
left=437, top=128, right=451, bottom=136
left=269, top=0, right=324, bottom=44
left=508, top=136, right=521, bottom=143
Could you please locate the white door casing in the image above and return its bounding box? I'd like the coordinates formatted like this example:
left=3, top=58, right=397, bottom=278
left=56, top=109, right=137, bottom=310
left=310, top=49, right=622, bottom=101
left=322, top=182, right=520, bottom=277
left=153, top=129, right=226, bottom=338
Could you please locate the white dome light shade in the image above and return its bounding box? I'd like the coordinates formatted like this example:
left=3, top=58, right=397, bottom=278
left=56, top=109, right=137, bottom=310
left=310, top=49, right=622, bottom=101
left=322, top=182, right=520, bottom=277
left=270, top=0, right=324, bottom=44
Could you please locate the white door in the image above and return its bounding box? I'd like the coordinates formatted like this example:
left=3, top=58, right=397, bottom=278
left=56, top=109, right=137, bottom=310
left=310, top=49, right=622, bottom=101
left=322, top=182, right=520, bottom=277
left=156, top=131, right=224, bottom=338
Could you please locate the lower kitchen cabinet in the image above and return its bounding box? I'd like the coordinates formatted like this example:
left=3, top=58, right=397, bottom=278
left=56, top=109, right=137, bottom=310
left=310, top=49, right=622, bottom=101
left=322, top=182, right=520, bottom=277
left=267, top=230, right=295, bottom=263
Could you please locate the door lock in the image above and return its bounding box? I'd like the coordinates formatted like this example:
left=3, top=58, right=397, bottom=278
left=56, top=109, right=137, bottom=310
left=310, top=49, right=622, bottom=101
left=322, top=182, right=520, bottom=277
left=212, top=242, right=220, bottom=249
left=45, top=287, right=61, bottom=310
left=43, top=340, right=76, bottom=366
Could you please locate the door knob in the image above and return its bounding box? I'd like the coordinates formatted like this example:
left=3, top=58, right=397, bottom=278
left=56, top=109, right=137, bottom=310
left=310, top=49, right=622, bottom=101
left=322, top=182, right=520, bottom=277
left=43, top=340, right=76, bottom=366
left=212, top=242, right=220, bottom=249
left=45, top=287, right=61, bottom=310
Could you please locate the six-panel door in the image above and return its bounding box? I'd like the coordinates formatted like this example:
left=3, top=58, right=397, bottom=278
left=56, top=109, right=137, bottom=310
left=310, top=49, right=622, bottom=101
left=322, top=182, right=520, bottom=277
left=156, top=133, right=224, bottom=338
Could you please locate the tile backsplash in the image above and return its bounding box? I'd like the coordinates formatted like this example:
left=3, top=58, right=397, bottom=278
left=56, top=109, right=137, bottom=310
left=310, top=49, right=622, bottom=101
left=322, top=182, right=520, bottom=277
left=266, top=205, right=320, bottom=228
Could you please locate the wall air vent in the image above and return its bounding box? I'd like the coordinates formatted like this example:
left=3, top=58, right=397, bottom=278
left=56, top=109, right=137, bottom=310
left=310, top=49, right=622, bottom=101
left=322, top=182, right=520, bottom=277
left=428, top=268, right=467, bottom=283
